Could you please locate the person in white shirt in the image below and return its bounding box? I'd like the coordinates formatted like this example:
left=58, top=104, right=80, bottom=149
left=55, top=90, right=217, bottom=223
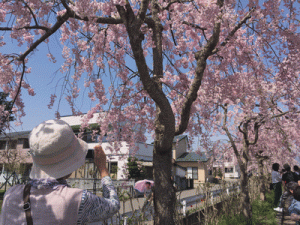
left=272, top=163, right=283, bottom=212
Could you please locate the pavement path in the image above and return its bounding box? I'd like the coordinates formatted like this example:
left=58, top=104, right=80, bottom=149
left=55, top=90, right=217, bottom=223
left=276, top=212, right=297, bottom=225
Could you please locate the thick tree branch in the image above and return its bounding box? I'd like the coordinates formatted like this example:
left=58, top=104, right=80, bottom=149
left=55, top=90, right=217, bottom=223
left=116, top=4, right=174, bottom=148
left=138, top=0, right=150, bottom=21
left=211, top=7, right=255, bottom=54
left=162, top=0, right=193, bottom=11
left=255, top=151, right=269, bottom=160
left=222, top=104, right=242, bottom=161
left=23, top=0, right=39, bottom=27
left=11, top=60, right=26, bottom=109
left=241, top=120, right=249, bottom=146
left=17, top=11, right=70, bottom=61
left=182, top=21, right=207, bottom=31
left=175, top=0, right=223, bottom=135
left=248, top=122, right=260, bottom=145
left=238, top=121, right=244, bottom=134
left=75, top=15, right=123, bottom=24
left=0, top=26, right=49, bottom=31
left=239, top=109, right=296, bottom=146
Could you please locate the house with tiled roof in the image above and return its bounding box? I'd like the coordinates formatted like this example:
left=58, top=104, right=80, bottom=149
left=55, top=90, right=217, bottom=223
left=0, top=114, right=154, bottom=183
left=0, top=114, right=213, bottom=190
left=0, top=131, right=32, bottom=183
left=175, top=151, right=212, bottom=187
left=170, top=135, right=213, bottom=188
left=60, top=114, right=153, bottom=180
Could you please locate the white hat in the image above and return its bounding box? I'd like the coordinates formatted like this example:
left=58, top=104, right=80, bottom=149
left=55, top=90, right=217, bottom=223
left=29, top=119, right=88, bottom=179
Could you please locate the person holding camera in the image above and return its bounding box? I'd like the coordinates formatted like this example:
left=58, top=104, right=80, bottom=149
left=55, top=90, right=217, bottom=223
left=0, top=119, right=120, bottom=225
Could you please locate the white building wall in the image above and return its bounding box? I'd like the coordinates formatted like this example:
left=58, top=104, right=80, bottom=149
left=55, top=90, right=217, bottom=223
left=175, top=167, right=186, bottom=177
left=61, top=114, right=153, bottom=180
left=224, top=162, right=240, bottom=179
left=172, top=137, right=188, bottom=160
left=88, top=142, right=153, bottom=180
left=60, top=113, right=104, bottom=126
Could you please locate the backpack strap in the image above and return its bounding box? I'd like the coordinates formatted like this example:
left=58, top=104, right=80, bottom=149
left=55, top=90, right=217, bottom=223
left=23, top=184, right=33, bottom=225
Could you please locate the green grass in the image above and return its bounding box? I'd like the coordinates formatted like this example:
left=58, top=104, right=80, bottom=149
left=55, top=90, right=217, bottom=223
left=217, top=191, right=277, bottom=225
left=0, top=190, right=5, bottom=213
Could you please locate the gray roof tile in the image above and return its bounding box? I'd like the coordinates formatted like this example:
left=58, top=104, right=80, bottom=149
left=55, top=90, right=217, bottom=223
left=176, top=152, right=209, bottom=162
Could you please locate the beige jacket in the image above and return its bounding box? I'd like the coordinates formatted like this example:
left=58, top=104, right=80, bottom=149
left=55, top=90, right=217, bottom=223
left=0, top=184, right=83, bottom=225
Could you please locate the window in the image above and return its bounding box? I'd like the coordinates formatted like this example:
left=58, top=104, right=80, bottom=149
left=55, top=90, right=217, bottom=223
left=86, top=134, right=93, bottom=143
left=8, top=140, right=17, bottom=149
left=109, top=162, right=118, bottom=179
left=187, top=167, right=198, bottom=179
left=82, top=133, right=95, bottom=143
left=23, top=139, right=29, bottom=148
left=17, top=138, right=29, bottom=148
left=225, top=167, right=234, bottom=173
left=110, top=162, right=118, bottom=174
left=86, top=150, right=94, bottom=159
left=0, top=141, right=6, bottom=150
left=208, top=169, right=212, bottom=175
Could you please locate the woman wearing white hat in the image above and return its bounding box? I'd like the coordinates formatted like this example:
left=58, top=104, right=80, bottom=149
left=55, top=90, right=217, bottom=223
left=0, top=119, right=120, bottom=224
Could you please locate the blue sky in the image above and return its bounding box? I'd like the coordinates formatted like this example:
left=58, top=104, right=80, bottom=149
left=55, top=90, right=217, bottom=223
left=2, top=34, right=99, bottom=132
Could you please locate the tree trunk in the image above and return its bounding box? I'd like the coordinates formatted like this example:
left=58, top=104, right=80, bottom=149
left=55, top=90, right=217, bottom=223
left=153, top=143, right=176, bottom=224
left=239, top=164, right=252, bottom=224
left=258, top=158, right=266, bottom=201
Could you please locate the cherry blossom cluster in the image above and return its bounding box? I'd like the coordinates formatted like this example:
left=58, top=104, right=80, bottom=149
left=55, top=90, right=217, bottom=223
left=0, top=0, right=300, bottom=171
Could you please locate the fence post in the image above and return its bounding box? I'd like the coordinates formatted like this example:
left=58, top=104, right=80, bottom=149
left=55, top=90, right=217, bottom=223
left=182, top=200, right=186, bottom=216
left=123, top=216, right=128, bottom=225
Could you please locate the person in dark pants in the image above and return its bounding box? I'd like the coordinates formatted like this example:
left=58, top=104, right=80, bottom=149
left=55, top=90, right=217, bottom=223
left=272, top=163, right=282, bottom=210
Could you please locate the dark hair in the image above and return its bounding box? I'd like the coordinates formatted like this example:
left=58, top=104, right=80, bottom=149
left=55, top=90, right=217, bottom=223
left=272, top=163, right=279, bottom=172
left=294, top=165, right=299, bottom=171
left=146, top=182, right=151, bottom=185
left=284, top=163, right=291, bottom=171
left=285, top=166, right=291, bottom=172
left=287, top=181, right=298, bottom=193
left=293, top=186, right=300, bottom=201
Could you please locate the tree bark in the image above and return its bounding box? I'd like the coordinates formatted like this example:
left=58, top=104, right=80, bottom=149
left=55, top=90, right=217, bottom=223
left=257, top=156, right=267, bottom=201
left=223, top=114, right=253, bottom=223
left=116, top=3, right=177, bottom=223
left=239, top=159, right=252, bottom=224
left=153, top=142, right=176, bottom=224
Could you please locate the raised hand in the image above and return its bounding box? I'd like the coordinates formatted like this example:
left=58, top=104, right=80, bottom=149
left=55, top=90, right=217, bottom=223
left=94, top=145, right=109, bottom=178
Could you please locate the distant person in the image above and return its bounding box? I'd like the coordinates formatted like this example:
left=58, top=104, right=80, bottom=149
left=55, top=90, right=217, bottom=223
left=171, top=176, right=177, bottom=192
left=142, top=182, right=153, bottom=212
left=272, top=163, right=282, bottom=208
left=294, top=166, right=300, bottom=184
left=289, top=186, right=300, bottom=224
left=282, top=164, right=298, bottom=189
left=274, top=181, right=298, bottom=213
left=294, top=166, right=300, bottom=176
left=0, top=119, right=120, bottom=225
